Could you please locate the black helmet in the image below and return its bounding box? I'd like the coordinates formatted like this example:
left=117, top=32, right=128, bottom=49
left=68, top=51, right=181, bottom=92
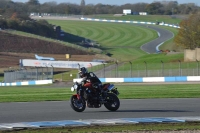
left=79, top=67, right=88, bottom=78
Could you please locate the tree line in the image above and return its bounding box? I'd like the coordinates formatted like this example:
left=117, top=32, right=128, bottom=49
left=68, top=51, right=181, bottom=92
left=0, top=0, right=200, bottom=49
left=0, top=0, right=199, bottom=17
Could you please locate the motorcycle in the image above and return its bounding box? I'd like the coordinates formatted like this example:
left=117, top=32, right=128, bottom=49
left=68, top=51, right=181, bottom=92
left=70, top=82, right=120, bottom=112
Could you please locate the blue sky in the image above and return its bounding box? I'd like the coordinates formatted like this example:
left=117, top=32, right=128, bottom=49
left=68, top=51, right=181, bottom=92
left=12, top=0, right=200, bottom=6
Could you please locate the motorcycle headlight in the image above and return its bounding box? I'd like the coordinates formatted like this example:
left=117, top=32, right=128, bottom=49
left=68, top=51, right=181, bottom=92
left=71, top=84, right=78, bottom=92
left=71, top=87, right=75, bottom=92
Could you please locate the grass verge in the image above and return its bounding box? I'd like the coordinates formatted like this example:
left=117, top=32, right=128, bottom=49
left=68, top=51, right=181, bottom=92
left=0, top=84, right=200, bottom=102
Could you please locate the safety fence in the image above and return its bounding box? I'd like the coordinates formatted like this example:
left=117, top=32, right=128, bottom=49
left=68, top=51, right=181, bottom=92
left=0, top=80, right=53, bottom=86
left=3, top=67, right=53, bottom=83
left=52, top=61, right=200, bottom=81
left=2, top=61, right=200, bottom=85
left=94, top=68, right=200, bottom=78
left=91, top=61, right=200, bottom=78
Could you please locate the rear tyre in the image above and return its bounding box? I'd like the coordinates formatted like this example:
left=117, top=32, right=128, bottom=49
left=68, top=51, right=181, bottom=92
left=70, top=95, right=86, bottom=112
left=104, top=93, right=120, bottom=111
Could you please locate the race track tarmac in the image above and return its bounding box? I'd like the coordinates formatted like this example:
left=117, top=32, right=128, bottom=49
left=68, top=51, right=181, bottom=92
left=0, top=98, right=200, bottom=123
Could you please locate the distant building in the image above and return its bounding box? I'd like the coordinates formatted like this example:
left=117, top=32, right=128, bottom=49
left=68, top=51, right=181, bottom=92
left=123, top=9, right=147, bottom=16
left=123, top=9, right=131, bottom=15
left=139, top=12, right=148, bottom=15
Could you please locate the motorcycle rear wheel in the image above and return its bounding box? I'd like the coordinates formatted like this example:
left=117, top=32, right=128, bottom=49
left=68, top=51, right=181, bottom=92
left=104, top=93, right=120, bottom=111
left=70, top=95, right=86, bottom=112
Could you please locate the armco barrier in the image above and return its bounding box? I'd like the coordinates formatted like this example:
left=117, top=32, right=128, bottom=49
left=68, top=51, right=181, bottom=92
left=73, top=76, right=200, bottom=83
left=80, top=17, right=180, bottom=28
left=0, top=80, right=53, bottom=86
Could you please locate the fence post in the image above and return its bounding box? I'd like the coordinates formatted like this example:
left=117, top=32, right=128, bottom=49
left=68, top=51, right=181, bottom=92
left=197, top=59, right=199, bottom=76
left=51, top=65, right=54, bottom=81
left=161, top=60, right=164, bottom=76
left=24, top=67, right=27, bottom=81
left=129, top=61, right=132, bottom=77
left=46, top=66, right=48, bottom=79
left=144, top=61, right=147, bottom=77
left=178, top=60, right=181, bottom=76
left=103, top=63, right=105, bottom=78
left=36, top=67, right=38, bottom=80
left=42, top=67, right=44, bottom=80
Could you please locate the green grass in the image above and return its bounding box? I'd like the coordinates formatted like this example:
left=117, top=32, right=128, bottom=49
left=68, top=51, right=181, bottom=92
left=47, top=20, right=158, bottom=61
left=46, top=18, right=182, bottom=62
left=0, top=76, right=4, bottom=82
left=46, top=17, right=182, bottom=77
left=117, top=84, right=200, bottom=99
left=117, top=53, right=184, bottom=71
left=0, top=84, right=200, bottom=102
left=0, top=86, right=71, bottom=102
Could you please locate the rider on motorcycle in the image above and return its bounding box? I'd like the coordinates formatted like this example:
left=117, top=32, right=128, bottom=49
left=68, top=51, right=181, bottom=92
left=79, top=67, right=102, bottom=107
left=79, top=67, right=102, bottom=91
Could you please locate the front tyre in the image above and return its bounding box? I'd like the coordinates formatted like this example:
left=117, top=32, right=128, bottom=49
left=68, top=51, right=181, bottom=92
left=104, top=93, right=120, bottom=111
left=70, top=95, right=86, bottom=112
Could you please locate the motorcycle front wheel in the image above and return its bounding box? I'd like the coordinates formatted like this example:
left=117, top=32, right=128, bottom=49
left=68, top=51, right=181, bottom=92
left=104, top=93, right=120, bottom=111
left=70, top=95, right=86, bottom=112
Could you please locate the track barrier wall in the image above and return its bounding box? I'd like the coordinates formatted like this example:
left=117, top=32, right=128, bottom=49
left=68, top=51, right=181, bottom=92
left=80, top=18, right=180, bottom=28
left=1, top=76, right=199, bottom=86
left=0, top=80, right=52, bottom=86
left=73, top=76, right=200, bottom=83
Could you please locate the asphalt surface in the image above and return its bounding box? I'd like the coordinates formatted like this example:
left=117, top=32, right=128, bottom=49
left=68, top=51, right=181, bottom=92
left=140, top=25, right=174, bottom=53
left=0, top=98, right=200, bottom=123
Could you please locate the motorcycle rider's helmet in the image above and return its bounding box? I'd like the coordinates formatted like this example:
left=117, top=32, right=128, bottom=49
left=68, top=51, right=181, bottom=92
left=79, top=67, right=88, bottom=78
